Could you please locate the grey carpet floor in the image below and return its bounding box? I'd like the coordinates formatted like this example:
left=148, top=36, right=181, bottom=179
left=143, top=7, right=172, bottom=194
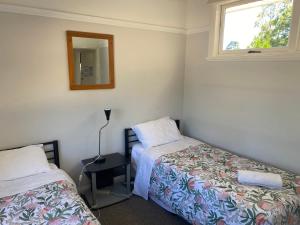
left=93, top=196, right=190, bottom=225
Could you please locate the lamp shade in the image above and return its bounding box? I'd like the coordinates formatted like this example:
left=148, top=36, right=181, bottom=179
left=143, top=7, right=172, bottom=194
left=104, top=109, right=111, bottom=121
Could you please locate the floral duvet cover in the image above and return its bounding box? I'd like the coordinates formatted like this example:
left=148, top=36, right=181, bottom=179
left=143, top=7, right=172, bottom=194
left=149, top=143, right=300, bottom=225
left=0, top=180, right=100, bottom=225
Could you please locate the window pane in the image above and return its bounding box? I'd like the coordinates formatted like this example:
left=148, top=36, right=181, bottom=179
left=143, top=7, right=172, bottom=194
left=222, top=0, right=293, bottom=51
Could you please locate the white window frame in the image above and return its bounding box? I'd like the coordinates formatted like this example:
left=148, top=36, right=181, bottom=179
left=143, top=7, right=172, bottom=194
left=208, top=0, right=300, bottom=61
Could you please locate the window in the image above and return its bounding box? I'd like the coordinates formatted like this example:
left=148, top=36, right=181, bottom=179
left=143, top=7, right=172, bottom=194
left=208, top=0, right=300, bottom=60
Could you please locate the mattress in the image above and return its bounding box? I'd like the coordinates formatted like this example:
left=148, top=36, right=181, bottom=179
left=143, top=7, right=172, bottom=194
left=0, top=164, right=100, bottom=225
left=133, top=139, right=300, bottom=225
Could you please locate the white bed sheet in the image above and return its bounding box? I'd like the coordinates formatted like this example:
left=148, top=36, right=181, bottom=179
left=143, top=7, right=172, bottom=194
left=132, top=136, right=202, bottom=200
left=131, top=142, right=144, bottom=170
left=0, top=163, right=75, bottom=198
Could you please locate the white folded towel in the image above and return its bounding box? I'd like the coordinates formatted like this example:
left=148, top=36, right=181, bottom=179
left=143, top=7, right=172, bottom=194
left=238, top=170, right=283, bottom=189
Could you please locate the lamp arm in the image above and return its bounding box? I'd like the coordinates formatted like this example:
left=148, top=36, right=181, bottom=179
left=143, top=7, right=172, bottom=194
left=98, top=120, right=109, bottom=156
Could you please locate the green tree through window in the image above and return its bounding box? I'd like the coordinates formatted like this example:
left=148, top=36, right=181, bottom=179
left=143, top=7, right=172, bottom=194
left=249, top=0, right=293, bottom=49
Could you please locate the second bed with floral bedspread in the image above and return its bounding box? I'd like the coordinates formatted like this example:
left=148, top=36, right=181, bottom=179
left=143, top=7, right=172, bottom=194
left=0, top=180, right=99, bottom=225
left=149, top=143, right=300, bottom=225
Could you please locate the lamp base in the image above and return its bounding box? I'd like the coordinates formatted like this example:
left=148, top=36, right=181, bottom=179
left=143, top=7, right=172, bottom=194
left=94, top=155, right=106, bottom=164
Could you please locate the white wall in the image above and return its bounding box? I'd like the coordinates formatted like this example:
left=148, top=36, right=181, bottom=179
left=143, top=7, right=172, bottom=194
left=183, top=0, right=300, bottom=174
left=1, top=0, right=299, bottom=182
left=0, top=12, right=186, bottom=180
left=0, top=0, right=186, bottom=29
left=185, top=0, right=209, bottom=30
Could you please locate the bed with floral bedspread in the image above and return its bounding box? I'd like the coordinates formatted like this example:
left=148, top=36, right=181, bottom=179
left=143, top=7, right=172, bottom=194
left=0, top=180, right=99, bottom=225
left=149, top=143, right=300, bottom=225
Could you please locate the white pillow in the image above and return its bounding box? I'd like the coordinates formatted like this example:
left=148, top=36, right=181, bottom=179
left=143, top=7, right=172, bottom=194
left=0, top=145, right=51, bottom=181
left=132, top=117, right=182, bottom=149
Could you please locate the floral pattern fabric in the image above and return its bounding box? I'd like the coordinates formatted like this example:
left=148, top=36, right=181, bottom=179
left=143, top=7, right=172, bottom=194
left=149, top=143, right=300, bottom=225
left=0, top=180, right=100, bottom=225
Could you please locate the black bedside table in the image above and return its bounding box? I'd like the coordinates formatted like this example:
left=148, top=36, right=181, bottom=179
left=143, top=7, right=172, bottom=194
left=81, top=153, right=131, bottom=209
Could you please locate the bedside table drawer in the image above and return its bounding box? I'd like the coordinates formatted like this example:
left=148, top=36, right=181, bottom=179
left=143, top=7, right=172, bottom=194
left=85, top=170, right=113, bottom=189
left=84, top=165, right=126, bottom=189
left=113, top=165, right=126, bottom=177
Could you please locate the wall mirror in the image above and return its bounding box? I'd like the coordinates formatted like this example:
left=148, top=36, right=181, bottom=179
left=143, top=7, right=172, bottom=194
left=66, top=31, right=115, bottom=90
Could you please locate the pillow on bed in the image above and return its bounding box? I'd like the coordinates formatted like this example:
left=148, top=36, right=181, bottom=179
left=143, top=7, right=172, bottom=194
left=0, top=145, right=51, bottom=181
left=132, top=117, right=182, bottom=149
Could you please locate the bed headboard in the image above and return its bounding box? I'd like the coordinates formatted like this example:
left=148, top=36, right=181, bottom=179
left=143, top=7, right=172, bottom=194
left=124, top=120, right=180, bottom=159
left=0, top=140, right=60, bottom=168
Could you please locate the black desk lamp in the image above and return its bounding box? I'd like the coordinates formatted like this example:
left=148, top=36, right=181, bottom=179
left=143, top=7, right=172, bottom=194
left=95, top=108, right=111, bottom=163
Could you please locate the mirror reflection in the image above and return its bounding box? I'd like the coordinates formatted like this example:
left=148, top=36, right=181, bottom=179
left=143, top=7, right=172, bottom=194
left=66, top=31, right=115, bottom=90
left=73, top=37, right=109, bottom=85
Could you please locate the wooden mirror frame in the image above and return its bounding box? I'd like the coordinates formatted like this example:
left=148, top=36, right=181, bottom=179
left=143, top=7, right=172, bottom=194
left=66, top=31, right=115, bottom=90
